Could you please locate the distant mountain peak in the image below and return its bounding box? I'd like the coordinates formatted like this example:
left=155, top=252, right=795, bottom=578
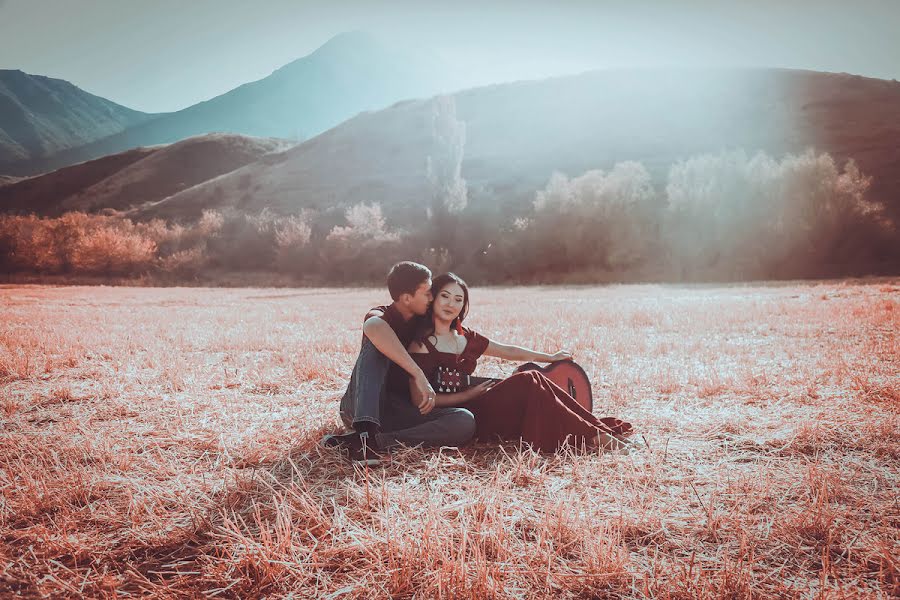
left=0, top=68, right=45, bottom=86
left=314, top=30, right=380, bottom=54
left=273, top=30, right=391, bottom=76
left=1, top=30, right=451, bottom=175
left=0, top=70, right=153, bottom=169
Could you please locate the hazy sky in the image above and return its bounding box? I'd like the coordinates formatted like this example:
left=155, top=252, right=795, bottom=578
left=1, top=0, right=899, bottom=113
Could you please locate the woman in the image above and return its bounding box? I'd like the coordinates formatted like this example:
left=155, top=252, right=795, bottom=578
left=406, top=272, right=635, bottom=453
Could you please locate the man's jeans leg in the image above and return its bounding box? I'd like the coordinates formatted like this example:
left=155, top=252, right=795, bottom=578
left=339, top=337, right=390, bottom=430
left=375, top=392, right=476, bottom=449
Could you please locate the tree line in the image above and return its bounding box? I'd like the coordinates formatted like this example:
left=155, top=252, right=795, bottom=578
left=0, top=147, right=895, bottom=285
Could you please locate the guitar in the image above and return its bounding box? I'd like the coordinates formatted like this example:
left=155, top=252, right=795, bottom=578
left=434, top=360, right=594, bottom=412
left=512, top=361, right=593, bottom=413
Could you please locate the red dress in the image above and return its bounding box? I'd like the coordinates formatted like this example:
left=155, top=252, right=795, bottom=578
left=411, top=328, right=633, bottom=452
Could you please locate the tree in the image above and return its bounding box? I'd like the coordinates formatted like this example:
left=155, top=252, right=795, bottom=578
left=527, top=161, right=660, bottom=274
left=424, top=95, right=468, bottom=262
left=274, top=215, right=313, bottom=277
left=321, top=203, right=402, bottom=282
left=665, top=148, right=886, bottom=279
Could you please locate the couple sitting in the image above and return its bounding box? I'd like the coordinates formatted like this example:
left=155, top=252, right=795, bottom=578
left=325, top=261, right=635, bottom=465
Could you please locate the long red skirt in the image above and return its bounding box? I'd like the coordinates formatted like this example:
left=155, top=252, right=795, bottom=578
left=463, top=371, right=633, bottom=452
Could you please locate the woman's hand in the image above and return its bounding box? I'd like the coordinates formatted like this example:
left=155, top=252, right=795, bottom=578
left=464, top=380, right=497, bottom=401
left=548, top=350, right=573, bottom=362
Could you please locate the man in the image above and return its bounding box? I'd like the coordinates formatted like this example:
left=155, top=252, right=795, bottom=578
left=325, top=261, right=475, bottom=464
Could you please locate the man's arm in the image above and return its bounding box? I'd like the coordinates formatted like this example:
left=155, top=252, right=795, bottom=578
left=363, top=316, right=436, bottom=414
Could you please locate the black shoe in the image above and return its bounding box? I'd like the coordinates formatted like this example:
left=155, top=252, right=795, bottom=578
left=321, top=430, right=357, bottom=449
left=322, top=430, right=384, bottom=465
left=347, top=432, right=385, bottom=466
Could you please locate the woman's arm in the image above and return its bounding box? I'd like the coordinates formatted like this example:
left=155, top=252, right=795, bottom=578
left=482, top=339, right=572, bottom=363
left=407, top=372, right=495, bottom=407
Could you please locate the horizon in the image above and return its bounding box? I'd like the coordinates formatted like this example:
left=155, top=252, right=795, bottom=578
left=2, top=0, right=900, bottom=113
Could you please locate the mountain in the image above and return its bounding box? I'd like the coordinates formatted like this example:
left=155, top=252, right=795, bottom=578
left=0, top=134, right=290, bottom=215
left=1, top=31, right=458, bottom=176
left=0, top=69, right=155, bottom=166
left=128, top=68, right=900, bottom=226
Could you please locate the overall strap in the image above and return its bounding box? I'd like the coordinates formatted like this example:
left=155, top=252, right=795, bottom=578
left=421, top=336, right=440, bottom=354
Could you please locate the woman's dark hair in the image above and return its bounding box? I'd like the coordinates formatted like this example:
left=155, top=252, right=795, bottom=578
left=417, top=272, right=470, bottom=341
left=387, top=261, right=432, bottom=301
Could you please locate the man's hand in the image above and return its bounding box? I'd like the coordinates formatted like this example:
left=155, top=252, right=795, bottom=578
left=413, top=373, right=436, bottom=415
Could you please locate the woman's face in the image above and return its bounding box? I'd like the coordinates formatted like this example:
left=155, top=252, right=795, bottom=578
left=433, top=282, right=465, bottom=323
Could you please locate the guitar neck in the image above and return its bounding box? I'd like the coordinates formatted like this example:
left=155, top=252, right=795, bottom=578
left=469, top=376, right=502, bottom=386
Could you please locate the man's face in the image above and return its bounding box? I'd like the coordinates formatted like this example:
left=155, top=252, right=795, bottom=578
left=407, top=279, right=433, bottom=316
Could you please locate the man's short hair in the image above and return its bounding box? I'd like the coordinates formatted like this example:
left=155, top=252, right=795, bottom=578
left=387, top=261, right=432, bottom=301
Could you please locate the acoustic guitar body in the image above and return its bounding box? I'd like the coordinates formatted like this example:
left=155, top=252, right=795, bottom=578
left=513, top=361, right=593, bottom=412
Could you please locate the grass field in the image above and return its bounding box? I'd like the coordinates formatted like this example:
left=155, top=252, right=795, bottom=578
left=1, top=281, right=897, bottom=598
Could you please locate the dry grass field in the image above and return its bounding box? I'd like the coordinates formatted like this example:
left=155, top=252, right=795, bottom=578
left=0, top=281, right=897, bottom=598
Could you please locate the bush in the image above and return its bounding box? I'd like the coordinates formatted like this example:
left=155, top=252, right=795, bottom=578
left=522, top=161, right=661, bottom=274
left=70, top=225, right=156, bottom=275
left=665, top=149, right=888, bottom=279
left=274, top=215, right=313, bottom=277
left=205, top=208, right=279, bottom=271
left=320, top=203, right=403, bottom=282
left=0, top=212, right=158, bottom=276
left=158, top=246, right=207, bottom=279
left=0, top=215, right=51, bottom=272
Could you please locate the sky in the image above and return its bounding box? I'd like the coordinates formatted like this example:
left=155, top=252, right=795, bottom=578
left=1, top=0, right=899, bottom=114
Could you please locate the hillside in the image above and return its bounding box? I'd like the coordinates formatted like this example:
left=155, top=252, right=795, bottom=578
left=0, top=70, right=154, bottom=167
left=3, top=32, right=456, bottom=177
left=0, top=134, right=291, bottom=216
left=131, top=68, right=900, bottom=226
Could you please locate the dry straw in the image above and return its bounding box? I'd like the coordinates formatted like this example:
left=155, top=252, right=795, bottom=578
left=1, top=282, right=897, bottom=597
